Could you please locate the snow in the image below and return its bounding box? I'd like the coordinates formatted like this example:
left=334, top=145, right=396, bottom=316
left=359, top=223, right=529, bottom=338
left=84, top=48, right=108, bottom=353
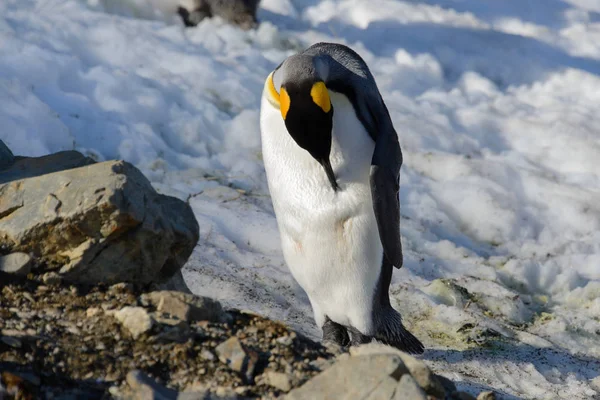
left=1, top=0, right=600, bottom=398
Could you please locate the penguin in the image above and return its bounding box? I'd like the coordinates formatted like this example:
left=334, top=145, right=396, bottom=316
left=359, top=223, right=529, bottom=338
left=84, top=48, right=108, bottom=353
left=177, top=0, right=259, bottom=30
left=259, top=42, right=424, bottom=354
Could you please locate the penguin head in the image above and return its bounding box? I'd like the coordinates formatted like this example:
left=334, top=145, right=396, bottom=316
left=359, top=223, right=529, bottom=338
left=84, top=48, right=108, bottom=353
left=267, top=58, right=338, bottom=191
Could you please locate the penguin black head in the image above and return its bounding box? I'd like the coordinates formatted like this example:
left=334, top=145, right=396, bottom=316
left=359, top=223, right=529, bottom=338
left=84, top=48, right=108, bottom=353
left=267, top=58, right=338, bottom=191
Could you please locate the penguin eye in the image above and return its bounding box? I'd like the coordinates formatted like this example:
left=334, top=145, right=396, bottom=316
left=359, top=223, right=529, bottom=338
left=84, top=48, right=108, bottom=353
left=310, top=81, right=331, bottom=113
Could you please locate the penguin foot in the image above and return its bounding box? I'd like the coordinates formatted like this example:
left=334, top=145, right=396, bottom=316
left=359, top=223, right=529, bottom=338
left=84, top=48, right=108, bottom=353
left=322, top=318, right=350, bottom=347
left=375, top=308, right=425, bottom=355
left=347, top=326, right=372, bottom=347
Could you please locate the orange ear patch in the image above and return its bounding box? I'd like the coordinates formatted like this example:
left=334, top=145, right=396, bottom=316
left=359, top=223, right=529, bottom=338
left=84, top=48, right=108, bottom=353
left=280, top=87, right=291, bottom=119
left=310, top=81, right=331, bottom=113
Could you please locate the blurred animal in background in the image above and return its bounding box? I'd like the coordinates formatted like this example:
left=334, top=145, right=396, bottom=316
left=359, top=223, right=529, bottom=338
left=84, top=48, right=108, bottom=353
left=177, top=0, right=260, bottom=29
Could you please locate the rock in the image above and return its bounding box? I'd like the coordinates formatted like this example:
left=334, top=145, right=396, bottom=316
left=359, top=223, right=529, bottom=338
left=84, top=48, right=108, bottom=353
left=140, top=291, right=223, bottom=322
left=0, top=159, right=199, bottom=284
left=215, top=337, right=253, bottom=380
left=114, top=307, right=153, bottom=339
left=395, top=374, right=427, bottom=400
left=0, top=252, right=32, bottom=276
left=365, top=376, right=398, bottom=400
left=156, top=269, right=193, bottom=294
left=41, top=272, right=62, bottom=285
left=1, top=336, right=22, bottom=348
left=264, top=371, right=292, bottom=392
left=350, top=343, right=446, bottom=398
left=591, top=375, right=600, bottom=391
left=0, top=140, right=14, bottom=171
left=86, top=307, right=102, bottom=317
left=477, top=391, right=496, bottom=400
left=436, top=374, right=457, bottom=394
left=0, top=150, right=95, bottom=184
left=285, top=354, right=408, bottom=400
left=126, top=370, right=178, bottom=400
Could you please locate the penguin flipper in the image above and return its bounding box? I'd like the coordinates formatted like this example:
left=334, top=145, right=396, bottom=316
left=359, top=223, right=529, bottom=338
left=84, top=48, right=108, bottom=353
left=369, top=104, right=404, bottom=269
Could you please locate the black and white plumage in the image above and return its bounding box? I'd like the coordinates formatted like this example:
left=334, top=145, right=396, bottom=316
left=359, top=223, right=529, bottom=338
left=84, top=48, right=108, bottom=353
left=260, top=42, right=424, bottom=354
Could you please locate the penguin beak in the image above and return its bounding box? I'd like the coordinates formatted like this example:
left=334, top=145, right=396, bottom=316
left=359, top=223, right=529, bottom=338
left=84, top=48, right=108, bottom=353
left=319, top=158, right=339, bottom=192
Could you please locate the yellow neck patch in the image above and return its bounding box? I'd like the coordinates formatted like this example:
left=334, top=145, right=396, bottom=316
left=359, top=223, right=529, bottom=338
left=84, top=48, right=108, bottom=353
left=311, top=81, right=331, bottom=113
left=280, top=87, right=291, bottom=119
left=266, top=72, right=280, bottom=107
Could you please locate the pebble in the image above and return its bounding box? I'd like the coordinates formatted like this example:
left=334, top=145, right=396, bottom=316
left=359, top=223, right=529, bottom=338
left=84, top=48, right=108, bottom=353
left=0, top=252, right=33, bottom=276
left=113, top=306, right=153, bottom=339
left=477, top=391, right=496, bottom=400
left=264, top=371, right=292, bottom=392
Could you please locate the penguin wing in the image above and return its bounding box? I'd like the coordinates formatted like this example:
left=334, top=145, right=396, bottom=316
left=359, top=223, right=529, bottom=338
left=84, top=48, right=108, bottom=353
left=369, top=101, right=404, bottom=269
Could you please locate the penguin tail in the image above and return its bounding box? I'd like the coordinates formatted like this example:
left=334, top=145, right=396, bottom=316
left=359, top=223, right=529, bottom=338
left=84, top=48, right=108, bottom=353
left=374, top=308, right=424, bottom=355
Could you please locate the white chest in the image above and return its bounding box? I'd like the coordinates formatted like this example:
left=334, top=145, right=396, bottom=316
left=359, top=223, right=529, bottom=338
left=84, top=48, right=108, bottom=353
left=260, top=91, right=383, bottom=331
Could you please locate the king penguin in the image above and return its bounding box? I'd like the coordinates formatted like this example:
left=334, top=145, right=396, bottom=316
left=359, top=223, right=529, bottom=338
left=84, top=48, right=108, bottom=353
left=259, top=42, right=424, bottom=354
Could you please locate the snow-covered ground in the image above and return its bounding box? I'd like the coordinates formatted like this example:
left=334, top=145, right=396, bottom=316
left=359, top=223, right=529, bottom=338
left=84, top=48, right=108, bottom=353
left=2, top=0, right=600, bottom=398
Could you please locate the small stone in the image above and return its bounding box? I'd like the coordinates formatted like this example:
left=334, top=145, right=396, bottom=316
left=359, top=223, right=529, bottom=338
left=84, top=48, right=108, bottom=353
left=0, top=253, right=33, bottom=276
left=265, top=371, right=292, bottom=392
left=113, top=307, right=153, bottom=339
left=276, top=335, right=293, bottom=346
left=591, top=376, right=600, bottom=391
left=477, top=391, right=496, bottom=400
left=126, top=370, right=178, bottom=400
left=86, top=307, right=102, bottom=317
left=41, top=272, right=62, bottom=285
left=110, top=282, right=133, bottom=293
left=395, top=374, right=427, bottom=400
left=1, top=336, right=22, bottom=348
left=216, top=336, right=247, bottom=373
left=201, top=349, right=215, bottom=361
left=140, top=291, right=223, bottom=322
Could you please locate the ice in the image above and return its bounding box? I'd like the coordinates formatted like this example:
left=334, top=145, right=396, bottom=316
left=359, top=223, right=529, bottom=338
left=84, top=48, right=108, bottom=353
left=1, top=0, right=599, bottom=398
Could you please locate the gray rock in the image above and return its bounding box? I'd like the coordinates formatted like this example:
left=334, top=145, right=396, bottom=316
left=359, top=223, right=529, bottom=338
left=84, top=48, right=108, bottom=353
left=285, top=354, right=408, bottom=400
left=140, top=291, right=223, bottom=322
left=0, top=150, right=95, bottom=184
left=214, top=336, right=258, bottom=384
left=591, top=376, right=600, bottom=391
left=0, top=140, right=14, bottom=171
left=437, top=374, right=457, bottom=395
left=1, top=335, right=22, bottom=348
left=0, top=159, right=199, bottom=284
left=394, top=374, right=427, bottom=400
left=127, top=370, right=178, bottom=400
left=0, top=252, right=32, bottom=276
left=264, top=371, right=292, bottom=392
left=216, top=336, right=248, bottom=373
left=365, top=376, right=398, bottom=400
left=477, top=391, right=496, bottom=400
left=156, top=269, right=193, bottom=294
left=114, top=307, right=153, bottom=339
left=350, top=343, right=446, bottom=398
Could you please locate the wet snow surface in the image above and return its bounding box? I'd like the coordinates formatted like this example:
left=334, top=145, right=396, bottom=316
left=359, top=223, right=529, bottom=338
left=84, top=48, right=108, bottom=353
left=2, top=0, right=600, bottom=398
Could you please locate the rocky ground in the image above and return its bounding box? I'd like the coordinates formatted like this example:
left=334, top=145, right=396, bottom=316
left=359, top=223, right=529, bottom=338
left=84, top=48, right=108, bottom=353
left=0, top=275, right=497, bottom=400
left=0, top=275, right=336, bottom=399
